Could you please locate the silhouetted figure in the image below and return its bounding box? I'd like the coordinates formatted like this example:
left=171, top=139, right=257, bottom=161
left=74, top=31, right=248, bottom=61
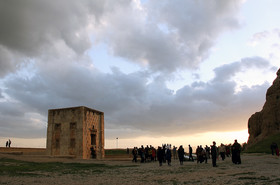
left=140, top=145, right=145, bottom=163
left=166, top=146, right=172, bottom=166
left=271, top=142, right=277, bottom=155
left=205, top=145, right=210, bottom=159
left=8, top=139, right=11, bottom=147
left=132, top=147, right=138, bottom=162
left=231, top=139, right=241, bottom=164
left=157, top=146, right=164, bottom=166
left=196, top=145, right=204, bottom=163
left=211, top=141, right=218, bottom=167
left=271, top=142, right=279, bottom=157
left=6, top=141, right=8, bottom=147
left=276, top=144, right=280, bottom=157
left=226, top=145, right=231, bottom=157
left=173, top=146, right=177, bottom=160
left=178, top=145, right=184, bottom=165
left=201, top=148, right=207, bottom=163
left=127, top=148, right=129, bottom=154
left=188, top=145, right=194, bottom=161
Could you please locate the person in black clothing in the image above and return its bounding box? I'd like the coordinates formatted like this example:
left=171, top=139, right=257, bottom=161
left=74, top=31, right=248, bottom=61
left=231, top=139, right=241, bottom=164
left=166, top=146, right=172, bottom=166
left=271, top=142, right=277, bottom=155
left=178, top=145, right=185, bottom=165
left=8, top=139, right=11, bottom=147
left=188, top=145, right=194, bottom=161
left=132, top=147, right=138, bottom=162
left=157, top=146, right=164, bottom=166
left=211, top=141, right=218, bottom=167
left=140, top=145, right=145, bottom=163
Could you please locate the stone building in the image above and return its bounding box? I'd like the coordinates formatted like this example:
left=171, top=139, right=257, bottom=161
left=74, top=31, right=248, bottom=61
left=46, top=106, right=104, bottom=159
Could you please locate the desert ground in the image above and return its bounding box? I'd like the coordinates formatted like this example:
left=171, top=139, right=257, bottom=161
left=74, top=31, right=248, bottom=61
left=0, top=152, right=280, bottom=185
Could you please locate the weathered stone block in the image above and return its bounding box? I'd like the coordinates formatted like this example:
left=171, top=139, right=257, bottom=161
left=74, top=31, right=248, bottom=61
left=46, top=106, right=104, bottom=159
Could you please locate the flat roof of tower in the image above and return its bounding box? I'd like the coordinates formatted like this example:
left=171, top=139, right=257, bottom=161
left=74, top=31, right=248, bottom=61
left=48, top=106, right=104, bottom=114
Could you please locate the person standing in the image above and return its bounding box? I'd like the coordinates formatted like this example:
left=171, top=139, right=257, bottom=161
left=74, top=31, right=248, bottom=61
left=132, top=147, right=138, bottom=162
left=220, top=143, right=226, bottom=161
left=173, top=146, right=177, bottom=160
left=157, top=146, right=164, bottom=166
left=205, top=145, right=210, bottom=159
left=6, top=141, right=8, bottom=147
left=211, top=141, right=218, bottom=167
left=188, top=145, right=194, bottom=161
left=166, top=146, right=172, bottom=166
left=178, top=145, right=185, bottom=165
left=8, top=139, right=11, bottom=147
left=231, top=139, right=241, bottom=164
left=275, top=143, right=279, bottom=157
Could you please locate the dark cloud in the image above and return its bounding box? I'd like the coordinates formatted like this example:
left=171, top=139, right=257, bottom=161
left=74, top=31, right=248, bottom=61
left=0, top=0, right=117, bottom=76
left=1, top=56, right=274, bottom=139
left=213, top=57, right=271, bottom=82
left=0, top=0, right=244, bottom=76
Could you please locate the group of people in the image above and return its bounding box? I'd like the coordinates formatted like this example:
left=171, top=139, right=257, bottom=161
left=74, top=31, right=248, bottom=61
left=194, top=142, right=235, bottom=165
left=132, top=144, right=178, bottom=166
left=210, top=140, right=241, bottom=167
left=132, top=145, right=157, bottom=163
left=5, top=139, right=11, bottom=147
left=131, top=140, right=242, bottom=167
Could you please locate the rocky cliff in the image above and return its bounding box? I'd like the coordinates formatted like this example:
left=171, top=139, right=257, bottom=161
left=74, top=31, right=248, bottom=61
left=247, top=68, right=280, bottom=145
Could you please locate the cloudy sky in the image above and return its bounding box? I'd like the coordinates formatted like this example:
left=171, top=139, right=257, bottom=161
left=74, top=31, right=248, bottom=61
left=0, top=0, right=279, bottom=148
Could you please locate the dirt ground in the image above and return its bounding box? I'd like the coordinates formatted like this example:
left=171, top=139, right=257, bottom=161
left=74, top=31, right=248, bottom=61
left=0, top=153, right=280, bottom=185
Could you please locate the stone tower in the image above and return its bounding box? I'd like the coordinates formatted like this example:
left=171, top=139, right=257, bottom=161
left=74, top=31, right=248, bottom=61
left=46, top=106, right=104, bottom=159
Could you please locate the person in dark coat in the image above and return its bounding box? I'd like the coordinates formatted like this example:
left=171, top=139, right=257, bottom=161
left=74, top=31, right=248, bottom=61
left=231, top=139, right=241, bottom=164
left=157, top=146, right=164, bottom=166
left=177, top=145, right=185, bottom=165
left=132, top=147, right=138, bottom=162
left=211, top=141, right=218, bottom=167
left=166, top=146, right=172, bottom=166
left=8, top=139, right=11, bottom=147
left=271, top=142, right=277, bottom=155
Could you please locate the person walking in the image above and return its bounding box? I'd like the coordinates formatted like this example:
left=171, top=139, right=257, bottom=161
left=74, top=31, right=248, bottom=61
left=188, top=145, right=194, bottom=161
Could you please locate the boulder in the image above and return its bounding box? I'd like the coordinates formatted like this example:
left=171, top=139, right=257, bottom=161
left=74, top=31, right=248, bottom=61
left=247, top=68, right=280, bottom=145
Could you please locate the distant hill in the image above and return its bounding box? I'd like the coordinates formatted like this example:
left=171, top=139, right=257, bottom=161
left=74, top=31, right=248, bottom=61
left=245, top=132, right=280, bottom=154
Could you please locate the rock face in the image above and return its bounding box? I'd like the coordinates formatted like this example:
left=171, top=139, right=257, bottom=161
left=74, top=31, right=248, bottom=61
left=247, top=68, right=280, bottom=145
